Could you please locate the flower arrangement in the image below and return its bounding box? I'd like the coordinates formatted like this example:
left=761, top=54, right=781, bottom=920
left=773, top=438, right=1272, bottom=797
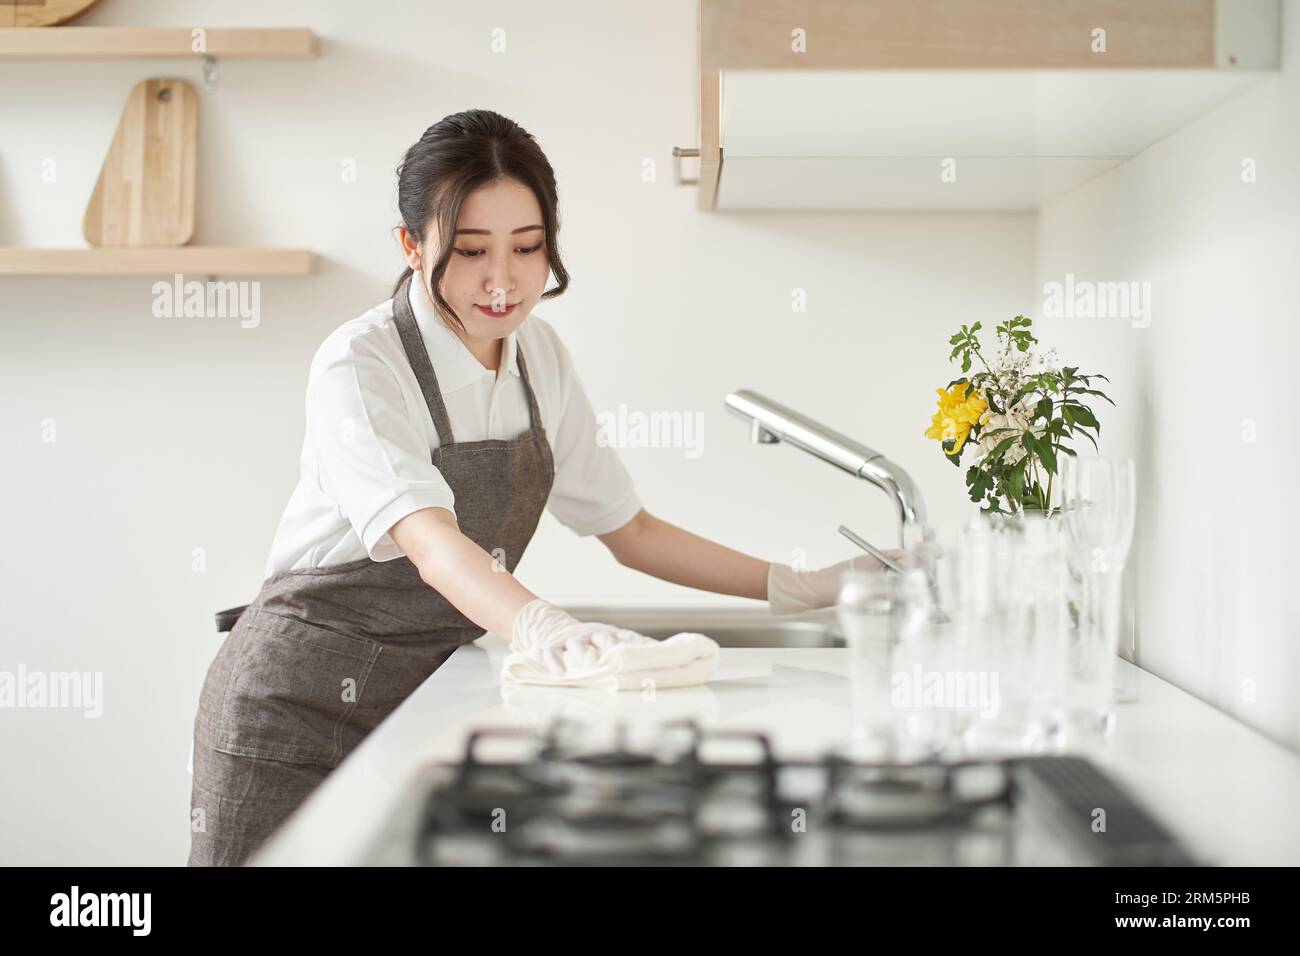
left=924, top=316, right=1114, bottom=515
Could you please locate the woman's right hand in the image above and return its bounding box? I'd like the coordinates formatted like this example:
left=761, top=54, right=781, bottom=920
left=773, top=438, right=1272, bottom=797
left=509, top=598, right=653, bottom=655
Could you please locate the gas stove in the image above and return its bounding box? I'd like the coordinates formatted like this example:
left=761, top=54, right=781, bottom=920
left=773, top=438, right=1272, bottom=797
left=357, top=719, right=1194, bottom=866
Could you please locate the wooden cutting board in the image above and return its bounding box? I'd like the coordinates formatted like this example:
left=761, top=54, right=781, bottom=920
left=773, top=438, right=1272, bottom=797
left=83, top=78, right=197, bottom=247
left=3, top=0, right=103, bottom=28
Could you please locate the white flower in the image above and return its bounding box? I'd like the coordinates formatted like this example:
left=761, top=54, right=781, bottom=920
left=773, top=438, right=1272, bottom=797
left=976, top=400, right=1044, bottom=466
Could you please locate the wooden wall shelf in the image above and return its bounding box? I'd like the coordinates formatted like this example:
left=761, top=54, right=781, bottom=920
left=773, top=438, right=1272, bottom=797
left=0, top=26, right=318, bottom=59
left=0, top=247, right=316, bottom=277
left=0, top=27, right=318, bottom=278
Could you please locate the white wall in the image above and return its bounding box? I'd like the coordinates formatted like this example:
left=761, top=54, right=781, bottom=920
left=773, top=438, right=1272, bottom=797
left=1035, top=5, right=1300, bottom=752
left=2, top=0, right=1034, bottom=865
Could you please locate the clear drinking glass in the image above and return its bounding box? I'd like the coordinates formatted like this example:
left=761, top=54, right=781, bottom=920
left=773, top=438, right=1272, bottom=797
left=939, top=514, right=1067, bottom=757
left=836, top=568, right=936, bottom=761
left=994, top=513, right=1068, bottom=752
left=1058, top=456, right=1136, bottom=742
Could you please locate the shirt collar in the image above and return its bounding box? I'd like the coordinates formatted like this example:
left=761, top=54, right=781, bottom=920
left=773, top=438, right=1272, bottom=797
left=406, top=274, right=520, bottom=393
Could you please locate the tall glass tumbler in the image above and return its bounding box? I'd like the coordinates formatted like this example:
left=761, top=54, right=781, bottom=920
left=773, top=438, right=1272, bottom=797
left=837, top=568, right=935, bottom=761
left=1058, top=456, right=1136, bottom=741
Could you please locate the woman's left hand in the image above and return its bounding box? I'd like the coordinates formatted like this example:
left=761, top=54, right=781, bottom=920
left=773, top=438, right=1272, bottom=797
left=767, top=541, right=942, bottom=615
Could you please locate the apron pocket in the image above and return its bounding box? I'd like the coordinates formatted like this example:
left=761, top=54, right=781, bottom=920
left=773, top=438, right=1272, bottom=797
left=212, top=608, right=382, bottom=767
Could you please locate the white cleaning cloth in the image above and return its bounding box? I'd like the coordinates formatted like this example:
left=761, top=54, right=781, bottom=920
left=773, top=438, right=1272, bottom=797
left=501, top=598, right=720, bottom=691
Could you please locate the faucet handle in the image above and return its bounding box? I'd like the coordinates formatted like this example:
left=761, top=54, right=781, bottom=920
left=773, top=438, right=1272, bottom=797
left=840, top=525, right=951, bottom=624
left=837, top=525, right=905, bottom=574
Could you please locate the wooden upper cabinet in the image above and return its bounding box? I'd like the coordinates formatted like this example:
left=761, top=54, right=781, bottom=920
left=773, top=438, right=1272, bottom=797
left=692, top=0, right=1281, bottom=211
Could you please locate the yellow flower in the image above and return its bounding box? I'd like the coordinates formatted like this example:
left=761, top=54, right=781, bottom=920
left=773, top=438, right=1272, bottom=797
left=924, top=381, right=988, bottom=456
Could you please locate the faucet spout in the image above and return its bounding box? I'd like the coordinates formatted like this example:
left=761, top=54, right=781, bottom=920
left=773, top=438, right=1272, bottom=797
left=724, top=389, right=928, bottom=548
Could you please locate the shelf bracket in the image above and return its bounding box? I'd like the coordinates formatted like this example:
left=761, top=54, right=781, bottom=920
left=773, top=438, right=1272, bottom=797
left=672, top=147, right=700, bottom=186
left=200, top=55, right=219, bottom=92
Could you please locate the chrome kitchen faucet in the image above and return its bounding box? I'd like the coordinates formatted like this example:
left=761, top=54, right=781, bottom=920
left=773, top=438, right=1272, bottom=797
left=724, top=390, right=929, bottom=551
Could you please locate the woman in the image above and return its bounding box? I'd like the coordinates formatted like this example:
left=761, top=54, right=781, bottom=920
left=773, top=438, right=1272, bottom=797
left=188, top=109, right=902, bottom=866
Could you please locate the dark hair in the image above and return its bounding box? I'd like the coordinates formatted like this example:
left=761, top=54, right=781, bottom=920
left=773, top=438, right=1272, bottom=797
left=392, top=109, right=570, bottom=333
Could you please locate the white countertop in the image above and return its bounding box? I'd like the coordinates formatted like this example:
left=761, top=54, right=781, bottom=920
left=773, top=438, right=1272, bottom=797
left=252, top=631, right=1300, bottom=866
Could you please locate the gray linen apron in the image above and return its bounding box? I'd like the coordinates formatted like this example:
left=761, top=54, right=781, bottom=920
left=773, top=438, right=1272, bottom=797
left=188, top=274, right=555, bottom=866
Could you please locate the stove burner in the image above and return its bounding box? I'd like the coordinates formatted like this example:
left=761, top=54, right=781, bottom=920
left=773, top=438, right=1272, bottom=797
left=403, top=718, right=1176, bottom=867
left=826, top=759, right=1010, bottom=829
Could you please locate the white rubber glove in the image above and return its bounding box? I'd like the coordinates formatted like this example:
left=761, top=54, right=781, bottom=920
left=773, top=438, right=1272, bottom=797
left=767, top=541, right=946, bottom=615
left=767, top=552, right=906, bottom=615
left=505, top=598, right=719, bottom=689
left=510, top=598, right=655, bottom=672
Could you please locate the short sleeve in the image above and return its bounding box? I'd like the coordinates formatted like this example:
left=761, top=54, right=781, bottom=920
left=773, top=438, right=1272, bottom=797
left=306, top=340, right=456, bottom=562
left=544, top=338, right=643, bottom=536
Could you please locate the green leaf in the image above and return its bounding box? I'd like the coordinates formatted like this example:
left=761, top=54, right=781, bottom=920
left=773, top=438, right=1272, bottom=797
left=1063, top=403, right=1099, bottom=429
left=1076, top=387, right=1117, bottom=406
left=1036, top=438, right=1058, bottom=475
left=987, top=434, right=1020, bottom=460
left=1006, top=457, right=1028, bottom=501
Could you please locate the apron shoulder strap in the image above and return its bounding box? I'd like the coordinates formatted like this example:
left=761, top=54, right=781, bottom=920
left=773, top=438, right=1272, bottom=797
left=391, top=274, right=456, bottom=445
left=514, top=344, right=543, bottom=431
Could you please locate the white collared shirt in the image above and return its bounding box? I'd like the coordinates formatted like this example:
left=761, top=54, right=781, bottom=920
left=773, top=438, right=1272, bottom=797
left=263, top=278, right=642, bottom=576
